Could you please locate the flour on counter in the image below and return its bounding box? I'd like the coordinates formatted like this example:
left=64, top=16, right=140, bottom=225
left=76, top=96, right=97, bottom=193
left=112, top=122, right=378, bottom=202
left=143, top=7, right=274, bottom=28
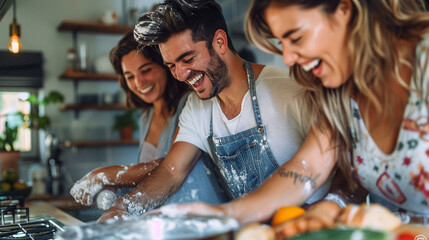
left=159, top=204, right=188, bottom=217
left=57, top=215, right=239, bottom=240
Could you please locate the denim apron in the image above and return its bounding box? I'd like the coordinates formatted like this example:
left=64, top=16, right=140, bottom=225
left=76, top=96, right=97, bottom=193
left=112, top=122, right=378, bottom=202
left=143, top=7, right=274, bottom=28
left=207, top=62, right=279, bottom=199
left=127, top=93, right=227, bottom=205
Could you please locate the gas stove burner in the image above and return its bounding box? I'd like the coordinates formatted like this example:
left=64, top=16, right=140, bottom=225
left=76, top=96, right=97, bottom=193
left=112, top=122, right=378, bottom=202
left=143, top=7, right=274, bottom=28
left=0, top=199, right=21, bottom=208
left=0, top=198, right=29, bottom=225
left=0, top=220, right=58, bottom=240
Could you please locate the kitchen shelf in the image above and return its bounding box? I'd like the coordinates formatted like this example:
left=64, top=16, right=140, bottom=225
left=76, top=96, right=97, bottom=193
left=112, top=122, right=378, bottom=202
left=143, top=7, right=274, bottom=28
left=56, top=19, right=138, bottom=151
left=63, top=139, right=139, bottom=147
left=60, top=71, right=118, bottom=81
left=60, top=104, right=128, bottom=110
left=58, top=20, right=130, bottom=119
left=57, top=20, right=133, bottom=34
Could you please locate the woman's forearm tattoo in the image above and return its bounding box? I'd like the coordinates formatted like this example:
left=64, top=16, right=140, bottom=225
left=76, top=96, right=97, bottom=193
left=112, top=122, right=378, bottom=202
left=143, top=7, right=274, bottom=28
left=278, top=168, right=321, bottom=190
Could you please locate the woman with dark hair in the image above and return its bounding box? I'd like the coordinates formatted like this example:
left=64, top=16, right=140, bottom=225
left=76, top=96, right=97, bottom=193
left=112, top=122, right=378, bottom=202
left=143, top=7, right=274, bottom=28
left=111, top=32, right=187, bottom=116
left=70, top=32, right=226, bottom=219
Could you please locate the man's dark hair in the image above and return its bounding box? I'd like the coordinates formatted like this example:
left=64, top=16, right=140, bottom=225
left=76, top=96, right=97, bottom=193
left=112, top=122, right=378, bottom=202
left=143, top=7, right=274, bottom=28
left=134, top=0, right=237, bottom=53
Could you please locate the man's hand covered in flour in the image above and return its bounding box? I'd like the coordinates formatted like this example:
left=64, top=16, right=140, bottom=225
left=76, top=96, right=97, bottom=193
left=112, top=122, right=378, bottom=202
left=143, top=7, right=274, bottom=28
left=70, top=168, right=112, bottom=206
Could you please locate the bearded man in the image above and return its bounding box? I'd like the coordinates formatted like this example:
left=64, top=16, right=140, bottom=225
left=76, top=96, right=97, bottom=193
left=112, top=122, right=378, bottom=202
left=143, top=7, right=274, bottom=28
left=98, top=0, right=333, bottom=221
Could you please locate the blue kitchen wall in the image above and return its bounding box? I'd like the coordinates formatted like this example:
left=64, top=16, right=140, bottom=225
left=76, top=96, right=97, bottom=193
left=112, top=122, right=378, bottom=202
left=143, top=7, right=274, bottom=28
left=0, top=0, right=284, bottom=194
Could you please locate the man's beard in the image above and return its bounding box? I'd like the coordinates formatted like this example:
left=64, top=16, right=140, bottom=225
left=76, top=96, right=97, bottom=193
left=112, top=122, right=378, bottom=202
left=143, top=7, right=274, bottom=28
left=199, top=48, right=231, bottom=100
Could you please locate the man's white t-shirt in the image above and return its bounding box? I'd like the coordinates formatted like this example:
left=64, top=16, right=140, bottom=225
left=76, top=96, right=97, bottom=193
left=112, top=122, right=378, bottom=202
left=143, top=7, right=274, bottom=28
left=176, top=65, right=329, bottom=203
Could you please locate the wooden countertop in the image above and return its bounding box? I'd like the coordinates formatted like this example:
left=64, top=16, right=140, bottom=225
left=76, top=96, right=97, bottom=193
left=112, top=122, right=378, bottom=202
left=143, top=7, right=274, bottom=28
left=24, top=198, right=428, bottom=236
left=28, top=195, right=93, bottom=211
left=26, top=200, right=84, bottom=227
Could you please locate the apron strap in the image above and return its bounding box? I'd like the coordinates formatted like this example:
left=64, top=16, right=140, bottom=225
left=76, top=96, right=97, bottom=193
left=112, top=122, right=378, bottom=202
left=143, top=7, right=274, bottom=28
left=244, top=61, right=265, bottom=134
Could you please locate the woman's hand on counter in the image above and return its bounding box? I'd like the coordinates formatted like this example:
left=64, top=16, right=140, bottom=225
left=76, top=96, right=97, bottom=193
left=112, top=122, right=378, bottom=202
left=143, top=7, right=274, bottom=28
left=70, top=168, right=109, bottom=206
left=70, top=161, right=162, bottom=207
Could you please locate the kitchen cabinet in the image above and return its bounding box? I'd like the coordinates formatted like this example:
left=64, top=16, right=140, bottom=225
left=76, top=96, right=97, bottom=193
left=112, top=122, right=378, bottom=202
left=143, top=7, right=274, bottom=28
left=57, top=20, right=133, bottom=117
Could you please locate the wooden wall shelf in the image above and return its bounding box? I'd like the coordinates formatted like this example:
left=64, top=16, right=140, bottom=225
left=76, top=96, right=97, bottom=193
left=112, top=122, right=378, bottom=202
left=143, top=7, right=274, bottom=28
left=60, top=71, right=118, bottom=80
left=64, top=139, right=139, bottom=147
left=60, top=104, right=128, bottom=110
left=58, top=20, right=134, bottom=34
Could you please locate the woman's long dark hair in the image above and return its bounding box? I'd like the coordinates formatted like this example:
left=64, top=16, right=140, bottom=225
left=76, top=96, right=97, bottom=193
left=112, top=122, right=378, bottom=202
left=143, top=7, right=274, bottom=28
left=110, top=31, right=189, bottom=114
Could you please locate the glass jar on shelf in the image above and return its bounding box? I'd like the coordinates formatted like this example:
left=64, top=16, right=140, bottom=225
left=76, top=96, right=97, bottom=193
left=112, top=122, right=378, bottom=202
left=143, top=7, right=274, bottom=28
left=66, top=48, right=77, bottom=73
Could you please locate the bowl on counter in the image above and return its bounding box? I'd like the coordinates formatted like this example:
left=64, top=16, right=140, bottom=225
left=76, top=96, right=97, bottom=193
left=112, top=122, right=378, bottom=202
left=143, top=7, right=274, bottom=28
left=55, top=214, right=239, bottom=240
left=0, top=185, right=32, bottom=207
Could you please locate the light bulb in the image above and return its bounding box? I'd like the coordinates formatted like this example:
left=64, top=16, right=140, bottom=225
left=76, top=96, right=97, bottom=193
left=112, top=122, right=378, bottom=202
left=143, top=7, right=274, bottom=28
left=8, top=0, right=22, bottom=54
left=8, top=34, right=21, bottom=54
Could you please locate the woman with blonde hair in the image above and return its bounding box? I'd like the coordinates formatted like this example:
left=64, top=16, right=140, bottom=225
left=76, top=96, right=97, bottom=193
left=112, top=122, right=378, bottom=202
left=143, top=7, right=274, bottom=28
left=172, top=0, right=429, bottom=235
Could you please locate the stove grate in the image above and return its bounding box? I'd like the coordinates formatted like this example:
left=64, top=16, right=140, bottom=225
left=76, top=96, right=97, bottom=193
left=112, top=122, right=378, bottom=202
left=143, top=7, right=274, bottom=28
left=0, top=220, right=57, bottom=240
left=0, top=197, right=30, bottom=225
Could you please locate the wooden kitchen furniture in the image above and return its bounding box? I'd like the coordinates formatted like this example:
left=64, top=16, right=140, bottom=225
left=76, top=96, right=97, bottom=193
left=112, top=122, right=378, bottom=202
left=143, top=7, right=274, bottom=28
left=57, top=20, right=139, bottom=148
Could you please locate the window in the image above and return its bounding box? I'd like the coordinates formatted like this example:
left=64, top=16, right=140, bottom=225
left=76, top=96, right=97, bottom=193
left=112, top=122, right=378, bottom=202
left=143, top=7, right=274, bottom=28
left=0, top=90, right=39, bottom=159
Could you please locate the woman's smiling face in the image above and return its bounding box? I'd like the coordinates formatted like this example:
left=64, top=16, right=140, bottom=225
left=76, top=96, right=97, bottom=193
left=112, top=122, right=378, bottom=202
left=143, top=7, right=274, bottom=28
left=264, top=1, right=353, bottom=88
left=121, top=50, right=168, bottom=104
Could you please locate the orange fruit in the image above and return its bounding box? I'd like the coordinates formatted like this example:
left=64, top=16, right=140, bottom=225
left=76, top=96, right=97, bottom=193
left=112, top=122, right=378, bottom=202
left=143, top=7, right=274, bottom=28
left=13, top=181, right=27, bottom=190
left=271, top=206, right=306, bottom=226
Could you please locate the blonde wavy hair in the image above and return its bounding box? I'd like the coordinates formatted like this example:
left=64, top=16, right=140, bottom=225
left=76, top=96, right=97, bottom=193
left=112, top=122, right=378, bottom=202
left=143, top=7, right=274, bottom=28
left=245, top=0, right=429, bottom=190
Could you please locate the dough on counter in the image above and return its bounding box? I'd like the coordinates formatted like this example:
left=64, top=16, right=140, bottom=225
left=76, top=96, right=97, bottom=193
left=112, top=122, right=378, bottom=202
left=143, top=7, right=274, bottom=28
left=235, top=223, right=275, bottom=240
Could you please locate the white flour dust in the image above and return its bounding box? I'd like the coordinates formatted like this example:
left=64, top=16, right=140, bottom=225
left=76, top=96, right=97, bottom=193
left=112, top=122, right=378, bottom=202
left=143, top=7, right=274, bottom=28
left=96, top=190, right=117, bottom=210
left=57, top=215, right=239, bottom=240
left=185, top=176, right=194, bottom=184
left=190, top=189, right=198, bottom=199
left=219, top=164, right=247, bottom=197
left=159, top=204, right=189, bottom=217
left=116, top=165, right=129, bottom=181
left=70, top=172, right=114, bottom=206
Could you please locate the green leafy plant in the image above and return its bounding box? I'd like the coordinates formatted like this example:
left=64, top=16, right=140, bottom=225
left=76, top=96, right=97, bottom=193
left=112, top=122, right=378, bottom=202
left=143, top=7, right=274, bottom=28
left=0, top=91, right=64, bottom=151
left=0, top=120, right=19, bottom=151
left=22, top=91, right=64, bottom=130
left=112, top=109, right=138, bottom=131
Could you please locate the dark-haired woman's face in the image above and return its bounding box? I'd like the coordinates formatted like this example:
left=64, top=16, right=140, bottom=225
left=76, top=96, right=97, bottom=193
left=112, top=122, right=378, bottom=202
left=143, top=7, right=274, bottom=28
left=121, top=50, right=168, bottom=104
left=265, top=1, right=353, bottom=88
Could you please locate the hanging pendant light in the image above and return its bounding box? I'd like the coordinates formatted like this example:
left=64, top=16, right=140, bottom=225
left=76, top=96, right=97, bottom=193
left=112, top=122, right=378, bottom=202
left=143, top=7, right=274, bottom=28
left=8, top=0, right=21, bottom=54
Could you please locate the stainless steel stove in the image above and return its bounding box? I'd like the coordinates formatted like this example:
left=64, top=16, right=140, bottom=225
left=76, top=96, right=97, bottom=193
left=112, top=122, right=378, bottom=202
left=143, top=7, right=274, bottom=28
left=0, top=197, right=64, bottom=240
left=0, top=219, right=63, bottom=240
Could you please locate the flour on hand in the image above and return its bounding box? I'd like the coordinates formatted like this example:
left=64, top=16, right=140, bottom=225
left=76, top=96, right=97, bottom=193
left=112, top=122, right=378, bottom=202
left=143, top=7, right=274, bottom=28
left=70, top=171, right=114, bottom=206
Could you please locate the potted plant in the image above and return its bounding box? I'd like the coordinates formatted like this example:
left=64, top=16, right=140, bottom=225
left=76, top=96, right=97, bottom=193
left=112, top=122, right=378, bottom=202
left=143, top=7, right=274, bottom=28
left=0, top=116, right=21, bottom=174
left=0, top=120, right=19, bottom=152
left=21, top=91, right=64, bottom=130
left=112, top=109, right=138, bottom=140
left=0, top=91, right=64, bottom=169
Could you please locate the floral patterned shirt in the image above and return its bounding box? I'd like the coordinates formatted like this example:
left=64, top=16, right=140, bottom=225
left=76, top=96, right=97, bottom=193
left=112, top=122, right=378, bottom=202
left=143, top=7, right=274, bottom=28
left=350, top=35, right=429, bottom=215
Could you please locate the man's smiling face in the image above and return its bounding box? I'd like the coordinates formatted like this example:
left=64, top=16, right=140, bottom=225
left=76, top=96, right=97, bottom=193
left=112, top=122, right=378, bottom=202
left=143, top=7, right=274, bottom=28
left=159, top=29, right=230, bottom=100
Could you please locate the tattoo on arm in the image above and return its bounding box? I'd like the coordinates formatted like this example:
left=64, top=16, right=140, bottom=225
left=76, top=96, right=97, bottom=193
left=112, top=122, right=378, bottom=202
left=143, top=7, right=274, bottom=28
left=278, top=168, right=321, bottom=190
